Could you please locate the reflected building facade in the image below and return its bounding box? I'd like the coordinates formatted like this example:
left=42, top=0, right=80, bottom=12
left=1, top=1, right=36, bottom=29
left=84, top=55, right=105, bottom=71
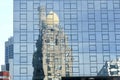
left=98, top=58, right=120, bottom=76
left=33, top=7, right=72, bottom=80
left=13, top=0, right=120, bottom=80
left=42, top=11, right=72, bottom=80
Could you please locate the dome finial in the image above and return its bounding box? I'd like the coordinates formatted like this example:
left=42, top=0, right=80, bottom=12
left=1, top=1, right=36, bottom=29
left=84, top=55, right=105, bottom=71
left=46, top=11, right=59, bottom=26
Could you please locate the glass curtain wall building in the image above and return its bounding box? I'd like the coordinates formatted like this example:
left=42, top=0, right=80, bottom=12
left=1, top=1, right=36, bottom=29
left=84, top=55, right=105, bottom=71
left=5, top=37, right=13, bottom=71
left=13, top=0, right=120, bottom=80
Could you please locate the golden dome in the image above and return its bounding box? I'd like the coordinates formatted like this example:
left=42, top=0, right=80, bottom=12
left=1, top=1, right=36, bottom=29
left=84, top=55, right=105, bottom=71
left=46, top=11, right=59, bottom=26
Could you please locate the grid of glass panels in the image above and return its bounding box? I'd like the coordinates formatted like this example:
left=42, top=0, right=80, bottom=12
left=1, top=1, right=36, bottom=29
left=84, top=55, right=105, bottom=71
left=13, top=0, right=120, bottom=80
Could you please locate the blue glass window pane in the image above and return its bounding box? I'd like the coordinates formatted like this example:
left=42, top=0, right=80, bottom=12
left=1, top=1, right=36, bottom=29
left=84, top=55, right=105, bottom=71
left=90, top=56, right=97, bottom=62
left=89, top=45, right=96, bottom=51
left=14, top=65, right=20, bottom=75
left=115, top=24, right=120, bottom=31
left=20, top=35, right=27, bottom=41
left=114, top=3, right=120, bottom=9
left=102, top=34, right=109, bottom=40
left=88, top=13, right=95, bottom=19
left=14, top=77, right=20, bottom=80
left=47, top=3, right=53, bottom=9
left=103, top=44, right=110, bottom=51
left=101, top=3, right=107, bottom=9
left=71, top=3, right=77, bottom=9
left=115, top=34, right=120, bottom=40
left=89, top=24, right=95, bottom=30
left=20, top=67, right=27, bottom=74
left=34, top=3, right=39, bottom=9
left=114, top=13, right=120, bottom=19
left=21, top=3, right=27, bottom=8
left=88, top=3, right=94, bottom=9
left=89, top=34, right=96, bottom=40
left=27, top=1, right=33, bottom=10
left=116, top=45, right=120, bottom=51
left=101, top=13, right=108, bottom=19
left=64, top=3, right=70, bottom=9
left=20, top=45, right=27, bottom=52
left=101, top=24, right=109, bottom=30
left=21, top=77, right=27, bottom=80
left=20, top=56, right=27, bottom=63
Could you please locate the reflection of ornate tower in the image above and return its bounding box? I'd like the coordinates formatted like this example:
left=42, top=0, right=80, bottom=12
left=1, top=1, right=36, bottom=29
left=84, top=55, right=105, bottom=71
left=42, top=11, right=73, bottom=80
left=33, top=6, right=72, bottom=80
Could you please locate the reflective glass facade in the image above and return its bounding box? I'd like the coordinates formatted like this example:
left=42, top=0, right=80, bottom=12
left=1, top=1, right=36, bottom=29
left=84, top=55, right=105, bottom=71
left=13, top=0, right=120, bottom=80
left=5, top=37, right=13, bottom=71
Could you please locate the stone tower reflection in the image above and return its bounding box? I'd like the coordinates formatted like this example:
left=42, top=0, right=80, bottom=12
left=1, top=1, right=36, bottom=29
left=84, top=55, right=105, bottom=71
left=33, top=6, right=73, bottom=80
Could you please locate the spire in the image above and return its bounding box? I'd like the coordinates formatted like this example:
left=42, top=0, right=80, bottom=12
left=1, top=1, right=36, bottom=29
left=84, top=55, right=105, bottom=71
left=39, top=6, right=46, bottom=21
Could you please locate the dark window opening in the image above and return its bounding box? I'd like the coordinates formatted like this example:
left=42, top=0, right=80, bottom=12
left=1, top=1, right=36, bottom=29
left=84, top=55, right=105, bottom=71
left=110, top=65, right=118, bottom=69
left=48, top=73, right=51, bottom=76
left=48, top=78, right=52, bottom=80
left=45, top=39, right=50, bottom=43
left=66, top=72, right=69, bottom=77
left=51, top=29, right=54, bottom=31
left=55, top=39, right=58, bottom=45
left=48, top=66, right=51, bottom=71
left=110, top=71, right=118, bottom=75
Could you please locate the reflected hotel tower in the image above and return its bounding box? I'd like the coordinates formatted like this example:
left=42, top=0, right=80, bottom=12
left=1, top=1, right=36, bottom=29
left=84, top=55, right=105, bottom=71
left=33, top=7, right=73, bottom=80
